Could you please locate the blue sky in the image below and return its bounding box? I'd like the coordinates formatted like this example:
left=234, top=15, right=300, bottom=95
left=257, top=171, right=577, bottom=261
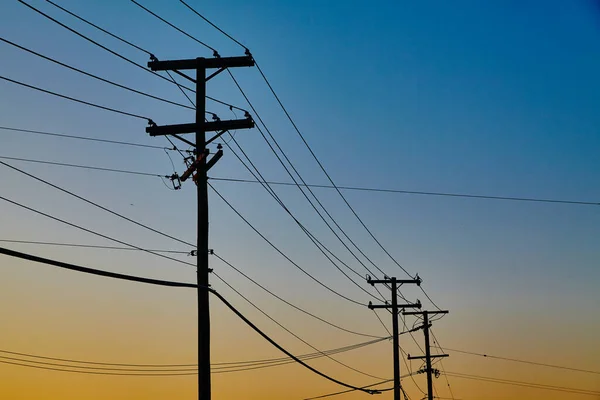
left=1, top=1, right=599, bottom=399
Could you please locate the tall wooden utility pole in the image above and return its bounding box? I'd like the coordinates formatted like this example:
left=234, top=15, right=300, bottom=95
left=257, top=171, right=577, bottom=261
left=368, top=277, right=421, bottom=400
left=404, top=310, right=449, bottom=400
left=146, top=55, right=254, bottom=400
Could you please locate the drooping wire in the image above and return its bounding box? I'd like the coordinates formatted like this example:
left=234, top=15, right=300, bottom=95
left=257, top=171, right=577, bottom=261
left=0, top=160, right=195, bottom=248
left=0, top=196, right=195, bottom=269
left=221, top=136, right=385, bottom=301
left=0, top=75, right=150, bottom=121
left=0, top=246, right=379, bottom=393
left=21, top=0, right=245, bottom=112
left=0, top=37, right=194, bottom=110
left=211, top=251, right=383, bottom=339
left=208, top=177, right=600, bottom=207
left=208, top=183, right=366, bottom=307
left=211, top=271, right=386, bottom=380
left=0, top=126, right=171, bottom=150
left=0, top=239, right=190, bottom=254
left=0, top=155, right=166, bottom=178
left=129, top=0, right=218, bottom=55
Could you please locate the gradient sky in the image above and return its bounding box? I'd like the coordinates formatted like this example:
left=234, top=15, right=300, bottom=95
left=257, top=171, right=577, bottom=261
left=1, top=1, right=599, bottom=399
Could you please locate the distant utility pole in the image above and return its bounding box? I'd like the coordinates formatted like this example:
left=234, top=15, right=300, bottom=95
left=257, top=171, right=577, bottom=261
left=146, top=54, right=254, bottom=400
left=403, top=310, right=449, bottom=400
left=368, top=276, right=421, bottom=400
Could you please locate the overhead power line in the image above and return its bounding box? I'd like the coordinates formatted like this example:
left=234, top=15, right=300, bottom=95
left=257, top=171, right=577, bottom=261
left=211, top=251, right=383, bottom=339
left=0, top=335, right=386, bottom=372
left=0, top=195, right=195, bottom=269
left=0, top=75, right=150, bottom=121
left=0, top=126, right=172, bottom=150
left=210, top=177, right=599, bottom=206
left=0, top=239, right=190, bottom=254
left=0, top=246, right=197, bottom=288
left=208, top=182, right=366, bottom=307
left=0, top=247, right=377, bottom=393
left=445, top=347, right=600, bottom=375
left=0, top=155, right=166, bottom=177
left=0, top=37, right=194, bottom=110
left=130, top=0, right=218, bottom=55
left=212, top=270, right=386, bottom=380
left=21, top=0, right=245, bottom=112
left=444, top=371, right=600, bottom=397
left=1, top=160, right=195, bottom=248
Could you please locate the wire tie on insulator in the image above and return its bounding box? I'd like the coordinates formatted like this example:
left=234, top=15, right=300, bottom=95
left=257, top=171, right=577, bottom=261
left=213, top=50, right=220, bottom=58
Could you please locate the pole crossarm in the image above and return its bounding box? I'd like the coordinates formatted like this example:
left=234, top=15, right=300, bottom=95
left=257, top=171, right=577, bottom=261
left=407, top=354, right=449, bottom=360
left=368, top=301, right=421, bottom=310
left=403, top=310, right=448, bottom=316
left=367, top=278, right=421, bottom=286
left=146, top=118, right=254, bottom=137
left=148, top=55, right=254, bottom=71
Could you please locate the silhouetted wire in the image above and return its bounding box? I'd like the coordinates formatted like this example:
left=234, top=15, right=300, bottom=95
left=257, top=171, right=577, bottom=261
left=0, top=246, right=197, bottom=288
left=23, top=0, right=244, bottom=112
left=1, top=161, right=195, bottom=249
left=0, top=247, right=376, bottom=393
left=178, top=0, right=248, bottom=50
left=0, top=126, right=168, bottom=150
left=129, top=0, right=218, bottom=55
left=0, top=37, right=194, bottom=110
left=211, top=251, right=383, bottom=339
left=0, top=75, right=150, bottom=121
left=208, top=177, right=599, bottom=207
left=166, top=70, right=195, bottom=107
left=0, top=355, right=196, bottom=372
left=0, top=155, right=165, bottom=177
left=304, top=372, right=420, bottom=400
left=444, top=347, right=600, bottom=375
left=443, top=371, right=600, bottom=396
left=212, top=271, right=386, bottom=380
left=428, top=330, right=455, bottom=400
left=0, top=336, right=386, bottom=370
left=223, top=137, right=384, bottom=301
left=0, top=196, right=195, bottom=268
left=0, top=239, right=190, bottom=254
left=227, top=70, right=390, bottom=282
left=208, top=183, right=366, bottom=307
left=0, top=360, right=197, bottom=376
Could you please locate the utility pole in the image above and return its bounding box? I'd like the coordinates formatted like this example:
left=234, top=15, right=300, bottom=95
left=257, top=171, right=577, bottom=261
left=146, top=54, right=254, bottom=400
left=368, top=276, right=421, bottom=400
left=403, top=310, right=449, bottom=400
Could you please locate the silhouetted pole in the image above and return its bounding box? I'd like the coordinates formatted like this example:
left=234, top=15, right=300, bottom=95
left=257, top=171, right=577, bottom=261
left=368, top=276, right=421, bottom=400
left=146, top=55, right=254, bottom=400
left=405, top=310, right=449, bottom=400
left=196, top=62, right=210, bottom=400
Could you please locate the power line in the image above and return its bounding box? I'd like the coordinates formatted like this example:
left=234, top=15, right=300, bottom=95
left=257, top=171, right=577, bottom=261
left=21, top=0, right=243, bottom=113
left=223, top=136, right=384, bottom=302
left=129, top=0, right=218, bottom=55
left=210, top=177, right=599, bottom=207
left=208, top=182, right=366, bottom=307
left=211, top=271, right=386, bottom=380
left=0, top=247, right=379, bottom=393
left=211, top=251, right=383, bottom=338
left=0, top=246, right=197, bottom=288
left=178, top=0, right=248, bottom=50
left=227, top=71, right=391, bottom=282
left=445, top=347, right=600, bottom=375
left=0, top=75, right=150, bottom=121
left=443, top=371, right=600, bottom=397
left=0, top=196, right=195, bottom=269
left=0, top=155, right=166, bottom=177
left=0, top=37, right=195, bottom=110
left=0, top=239, right=190, bottom=254
left=0, top=359, right=197, bottom=376
left=1, top=160, right=195, bottom=248
left=0, top=126, right=173, bottom=150
left=0, top=336, right=390, bottom=372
